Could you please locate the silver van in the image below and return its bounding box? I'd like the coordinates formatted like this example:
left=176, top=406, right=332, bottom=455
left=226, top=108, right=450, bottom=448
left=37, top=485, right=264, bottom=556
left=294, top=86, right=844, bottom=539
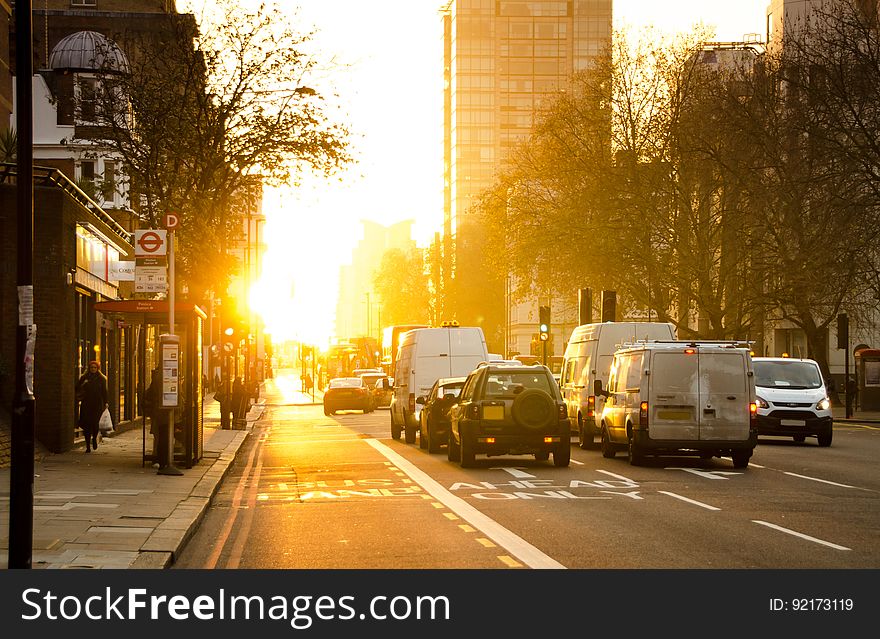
left=596, top=341, right=757, bottom=468
left=559, top=322, right=676, bottom=449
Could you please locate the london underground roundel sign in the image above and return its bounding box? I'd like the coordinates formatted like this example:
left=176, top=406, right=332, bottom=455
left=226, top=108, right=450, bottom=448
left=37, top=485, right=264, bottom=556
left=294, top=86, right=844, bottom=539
left=134, top=229, right=167, bottom=257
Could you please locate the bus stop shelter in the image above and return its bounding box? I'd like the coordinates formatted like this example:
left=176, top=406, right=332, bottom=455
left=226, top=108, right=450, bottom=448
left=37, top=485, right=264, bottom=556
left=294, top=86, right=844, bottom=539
left=94, top=300, right=205, bottom=468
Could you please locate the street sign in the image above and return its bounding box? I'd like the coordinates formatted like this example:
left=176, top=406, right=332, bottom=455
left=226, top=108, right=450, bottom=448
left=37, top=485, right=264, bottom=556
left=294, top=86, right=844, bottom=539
left=134, top=229, right=167, bottom=257
left=135, top=265, right=168, bottom=293
left=163, top=212, right=180, bottom=230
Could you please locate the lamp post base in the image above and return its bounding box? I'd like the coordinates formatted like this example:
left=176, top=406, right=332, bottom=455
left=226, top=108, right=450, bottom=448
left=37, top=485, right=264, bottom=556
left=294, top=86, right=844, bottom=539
left=157, top=464, right=184, bottom=476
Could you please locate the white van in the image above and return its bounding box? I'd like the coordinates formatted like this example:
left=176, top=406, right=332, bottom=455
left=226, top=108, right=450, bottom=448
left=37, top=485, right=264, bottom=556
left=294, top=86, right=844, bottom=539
left=390, top=325, right=489, bottom=444
left=752, top=357, right=833, bottom=446
left=559, top=321, right=676, bottom=449
left=596, top=341, right=757, bottom=468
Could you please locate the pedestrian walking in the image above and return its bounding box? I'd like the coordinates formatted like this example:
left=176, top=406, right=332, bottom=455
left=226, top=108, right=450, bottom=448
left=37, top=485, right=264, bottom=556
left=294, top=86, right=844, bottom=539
left=75, top=360, right=108, bottom=453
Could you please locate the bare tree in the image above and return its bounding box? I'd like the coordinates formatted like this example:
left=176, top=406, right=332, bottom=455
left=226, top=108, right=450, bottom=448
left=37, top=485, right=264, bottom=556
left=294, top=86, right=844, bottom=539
left=90, top=1, right=351, bottom=300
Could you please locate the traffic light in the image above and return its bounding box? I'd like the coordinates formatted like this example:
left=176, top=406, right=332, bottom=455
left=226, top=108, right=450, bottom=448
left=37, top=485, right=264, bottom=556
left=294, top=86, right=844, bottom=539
left=539, top=305, right=551, bottom=341
left=837, top=313, right=849, bottom=349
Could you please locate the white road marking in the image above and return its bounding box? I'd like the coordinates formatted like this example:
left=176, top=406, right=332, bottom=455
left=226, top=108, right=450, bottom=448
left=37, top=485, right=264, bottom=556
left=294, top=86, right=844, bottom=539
left=569, top=458, right=585, bottom=465
left=782, top=472, right=856, bottom=489
left=658, top=491, right=721, bottom=511
left=670, top=468, right=742, bottom=480
left=494, top=467, right=537, bottom=478
left=596, top=469, right=636, bottom=482
left=752, top=520, right=851, bottom=551
left=366, top=439, right=565, bottom=569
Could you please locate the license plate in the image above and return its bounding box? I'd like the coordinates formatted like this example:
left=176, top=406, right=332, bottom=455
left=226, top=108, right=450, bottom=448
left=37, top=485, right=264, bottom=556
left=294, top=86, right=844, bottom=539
left=658, top=410, right=691, bottom=420
left=483, top=405, right=504, bottom=420
left=781, top=419, right=805, bottom=427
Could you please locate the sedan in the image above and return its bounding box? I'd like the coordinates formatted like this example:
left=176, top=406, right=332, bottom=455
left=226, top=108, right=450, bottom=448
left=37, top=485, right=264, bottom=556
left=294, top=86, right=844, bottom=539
left=359, top=372, right=393, bottom=408
left=324, top=377, right=374, bottom=415
left=417, top=377, right=466, bottom=453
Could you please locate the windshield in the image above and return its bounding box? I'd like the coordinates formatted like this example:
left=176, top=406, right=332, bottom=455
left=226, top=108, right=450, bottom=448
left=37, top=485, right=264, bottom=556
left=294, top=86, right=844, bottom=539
left=754, top=361, right=822, bottom=389
left=485, top=371, right=554, bottom=397
left=329, top=377, right=363, bottom=389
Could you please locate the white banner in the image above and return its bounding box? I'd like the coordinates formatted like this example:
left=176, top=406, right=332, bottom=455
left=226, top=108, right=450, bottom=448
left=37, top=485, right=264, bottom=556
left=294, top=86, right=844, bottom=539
left=109, top=261, right=135, bottom=281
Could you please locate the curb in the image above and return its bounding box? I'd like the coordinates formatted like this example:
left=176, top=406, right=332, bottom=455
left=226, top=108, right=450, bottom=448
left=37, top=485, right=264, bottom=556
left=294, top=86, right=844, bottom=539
left=131, top=429, right=250, bottom=569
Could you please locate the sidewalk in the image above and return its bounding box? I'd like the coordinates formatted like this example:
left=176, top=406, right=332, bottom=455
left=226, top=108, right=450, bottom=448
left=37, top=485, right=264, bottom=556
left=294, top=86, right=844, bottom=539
left=832, top=406, right=880, bottom=424
left=0, top=394, right=265, bottom=569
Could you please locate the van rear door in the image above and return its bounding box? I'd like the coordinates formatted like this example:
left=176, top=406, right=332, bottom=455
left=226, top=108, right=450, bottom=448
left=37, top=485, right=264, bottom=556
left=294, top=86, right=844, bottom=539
left=649, top=350, right=700, bottom=441
left=698, top=350, right=751, bottom=441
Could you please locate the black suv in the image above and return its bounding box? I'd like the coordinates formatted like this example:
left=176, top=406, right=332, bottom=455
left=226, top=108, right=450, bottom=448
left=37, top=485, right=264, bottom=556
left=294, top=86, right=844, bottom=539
left=448, top=364, right=571, bottom=468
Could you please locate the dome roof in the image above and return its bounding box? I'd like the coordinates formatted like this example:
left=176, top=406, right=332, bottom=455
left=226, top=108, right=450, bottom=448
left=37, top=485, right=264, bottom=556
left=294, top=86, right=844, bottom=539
left=49, top=30, right=130, bottom=73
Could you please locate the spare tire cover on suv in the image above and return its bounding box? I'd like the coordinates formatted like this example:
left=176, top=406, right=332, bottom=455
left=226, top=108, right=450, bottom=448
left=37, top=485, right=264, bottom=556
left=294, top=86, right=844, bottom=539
left=511, top=389, right=556, bottom=429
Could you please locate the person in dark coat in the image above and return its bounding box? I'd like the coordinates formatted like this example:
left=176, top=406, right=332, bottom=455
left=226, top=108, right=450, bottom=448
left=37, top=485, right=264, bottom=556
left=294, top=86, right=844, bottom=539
left=231, top=377, right=248, bottom=420
left=75, top=360, right=108, bottom=452
left=145, top=368, right=162, bottom=459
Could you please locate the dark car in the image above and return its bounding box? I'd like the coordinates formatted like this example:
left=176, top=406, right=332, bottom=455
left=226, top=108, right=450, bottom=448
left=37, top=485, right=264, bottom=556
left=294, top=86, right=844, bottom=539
left=323, top=377, right=374, bottom=415
left=359, top=372, right=393, bottom=408
left=417, top=376, right=466, bottom=453
left=448, top=364, right=570, bottom=467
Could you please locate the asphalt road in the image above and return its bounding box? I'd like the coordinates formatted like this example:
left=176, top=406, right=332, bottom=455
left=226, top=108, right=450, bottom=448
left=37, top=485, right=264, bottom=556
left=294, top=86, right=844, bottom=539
left=174, top=370, right=880, bottom=569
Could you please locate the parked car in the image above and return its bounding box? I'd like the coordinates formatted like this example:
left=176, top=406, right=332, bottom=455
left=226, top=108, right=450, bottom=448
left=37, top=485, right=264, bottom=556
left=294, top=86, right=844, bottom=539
left=323, top=377, right=374, bottom=415
left=417, top=376, right=466, bottom=453
left=359, top=371, right=393, bottom=408
left=596, top=341, right=757, bottom=467
left=448, top=363, right=570, bottom=468
left=752, top=357, right=833, bottom=446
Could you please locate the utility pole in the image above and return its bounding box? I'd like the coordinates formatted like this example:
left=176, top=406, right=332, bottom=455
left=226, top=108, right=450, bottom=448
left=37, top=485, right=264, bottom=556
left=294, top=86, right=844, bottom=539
left=9, top=0, right=36, bottom=569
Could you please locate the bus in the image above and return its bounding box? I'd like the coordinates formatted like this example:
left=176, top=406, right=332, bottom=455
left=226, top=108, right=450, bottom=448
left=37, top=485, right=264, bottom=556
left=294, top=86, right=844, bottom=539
left=380, top=324, right=428, bottom=378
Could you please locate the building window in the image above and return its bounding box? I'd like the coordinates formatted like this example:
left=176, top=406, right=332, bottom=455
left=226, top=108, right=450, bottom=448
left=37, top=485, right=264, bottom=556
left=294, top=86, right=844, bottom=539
left=102, top=161, right=117, bottom=203
left=77, top=77, right=98, bottom=123
left=70, top=0, right=97, bottom=6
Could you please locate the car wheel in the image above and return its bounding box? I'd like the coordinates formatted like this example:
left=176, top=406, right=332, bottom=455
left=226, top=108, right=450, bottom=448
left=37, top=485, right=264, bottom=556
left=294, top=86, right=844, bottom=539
left=405, top=423, right=417, bottom=445
left=817, top=430, right=833, bottom=447
left=534, top=451, right=550, bottom=461
left=601, top=426, right=616, bottom=458
left=731, top=450, right=751, bottom=469
left=419, top=423, right=428, bottom=449
left=460, top=431, right=476, bottom=467
left=793, top=434, right=806, bottom=443
left=391, top=411, right=402, bottom=440
left=447, top=430, right=460, bottom=462
left=628, top=433, right=645, bottom=466
left=427, top=423, right=442, bottom=454
left=553, top=441, right=570, bottom=467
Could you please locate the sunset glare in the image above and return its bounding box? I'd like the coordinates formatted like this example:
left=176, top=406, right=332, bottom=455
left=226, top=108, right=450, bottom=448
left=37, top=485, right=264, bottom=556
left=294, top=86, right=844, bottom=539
left=184, top=1, right=767, bottom=348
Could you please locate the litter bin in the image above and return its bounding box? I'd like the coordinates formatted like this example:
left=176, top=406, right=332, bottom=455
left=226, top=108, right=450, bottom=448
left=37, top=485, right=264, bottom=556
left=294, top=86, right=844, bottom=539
left=855, top=348, right=880, bottom=410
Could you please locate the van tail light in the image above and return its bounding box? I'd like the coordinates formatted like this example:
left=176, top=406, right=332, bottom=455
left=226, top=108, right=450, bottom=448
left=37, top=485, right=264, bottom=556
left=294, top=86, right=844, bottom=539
left=639, top=401, right=649, bottom=427
left=749, top=402, right=758, bottom=427
left=408, top=393, right=415, bottom=412
left=586, top=395, right=595, bottom=418
left=467, top=404, right=480, bottom=419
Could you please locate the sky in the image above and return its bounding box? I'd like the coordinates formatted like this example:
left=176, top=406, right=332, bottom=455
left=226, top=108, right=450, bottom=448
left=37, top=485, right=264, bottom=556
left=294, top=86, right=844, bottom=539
left=181, top=1, right=769, bottom=346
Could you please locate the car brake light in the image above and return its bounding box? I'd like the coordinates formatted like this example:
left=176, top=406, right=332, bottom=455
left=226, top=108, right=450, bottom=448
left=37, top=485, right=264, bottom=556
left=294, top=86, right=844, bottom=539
left=587, top=395, right=595, bottom=417
left=408, top=393, right=415, bottom=412
left=639, top=401, right=649, bottom=427
left=749, top=402, right=757, bottom=426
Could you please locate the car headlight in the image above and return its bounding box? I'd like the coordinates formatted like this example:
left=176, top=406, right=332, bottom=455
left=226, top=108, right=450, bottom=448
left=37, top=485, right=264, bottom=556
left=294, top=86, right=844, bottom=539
left=816, top=397, right=831, bottom=411
left=755, top=396, right=769, bottom=409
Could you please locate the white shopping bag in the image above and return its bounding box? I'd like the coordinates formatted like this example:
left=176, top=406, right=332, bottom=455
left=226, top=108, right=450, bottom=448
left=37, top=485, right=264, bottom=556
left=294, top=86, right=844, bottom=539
left=99, top=408, right=114, bottom=433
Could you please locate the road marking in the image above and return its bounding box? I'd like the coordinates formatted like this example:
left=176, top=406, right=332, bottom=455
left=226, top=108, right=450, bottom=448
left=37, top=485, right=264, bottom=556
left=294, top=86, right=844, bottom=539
left=495, top=467, right=537, bottom=478
left=459, top=524, right=476, bottom=533
left=367, top=439, right=565, bottom=569
left=477, top=538, right=496, bottom=548
left=431, top=502, right=444, bottom=509
left=670, top=468, right=742, bottom=480
left=752, top=520, right=851, bottom=551
left=747, top=462, right=765, bottom=468
left=444, top=512, right=459, bottom=521
left=596, top=469, right=636, bottom=482
left=498, top=555, right=523, bottom=568
left=783, top=472, right=856, bottom=489
left=570, top=458, right=585, bottom=465
left=658, top=491, right=721, bottom=511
